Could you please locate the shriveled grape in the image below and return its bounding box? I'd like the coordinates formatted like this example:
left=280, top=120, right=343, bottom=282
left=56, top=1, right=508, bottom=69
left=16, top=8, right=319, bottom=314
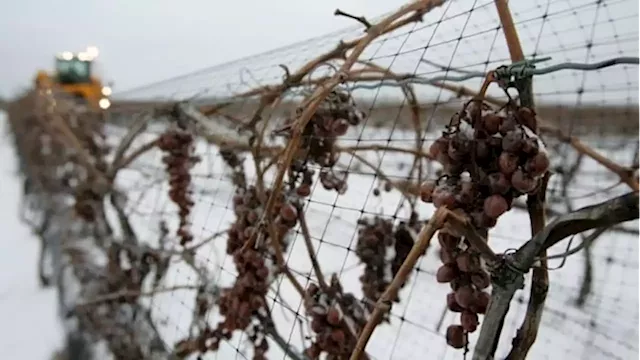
left=430, top=137, right=449, bottom=161
left=470, top=271, right=490, bottom=290
left=280, top=203, right=298, bottom=222
left=331, top=119, right=350, bottom=136
left=432, top=187, right=457, bottom=209
left=482, top=113, right=503, bottom=135
left=461, top=310, right=479, bottom=332
left=484, top=194, right=509, bottom=219
left=420, top=180, right=436, bottom=203
left=525, top=151, right=550, bottom=176
left=456, top=252, right=480, bottom=273
left=437, top=263, right=458, bottom=283
left=511, top=169, right=538, bottom=193
left=440, top=247, right=456, bottom=265
left=498, top=151, right=519, bottom=175
left=472, top=291, right=490, bottom=314
left=499, top=115, right=517, bottom=136
left=446, top=325, right=466, bottom=349
left=455, top=285, right=475, bottom=309
left=438, top=232, right=460, bottom=250
left=488, top=172, right=511, bottom=195
left=447, top=292, right=464, bottom=312
left=502, top=129, right=524, bottom=152
left=330, top=328, right=345, bottom=344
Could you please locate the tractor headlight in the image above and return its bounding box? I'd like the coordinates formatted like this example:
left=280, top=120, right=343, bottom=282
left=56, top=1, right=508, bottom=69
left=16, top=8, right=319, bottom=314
left=101, top=86, right=112, bottom=96
left=99, top=98, right=111, bottom=110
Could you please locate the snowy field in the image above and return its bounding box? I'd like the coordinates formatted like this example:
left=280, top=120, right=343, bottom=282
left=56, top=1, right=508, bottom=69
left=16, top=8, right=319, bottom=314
left=0, top=112, right=63, bottom=359
left=106, top=119, right=638, bottom=360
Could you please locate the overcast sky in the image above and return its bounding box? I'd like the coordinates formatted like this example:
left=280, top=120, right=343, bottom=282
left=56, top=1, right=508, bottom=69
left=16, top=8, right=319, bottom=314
left=0, top=0, right=412, bottom=98
left=2, top=0, right=637, bottom=104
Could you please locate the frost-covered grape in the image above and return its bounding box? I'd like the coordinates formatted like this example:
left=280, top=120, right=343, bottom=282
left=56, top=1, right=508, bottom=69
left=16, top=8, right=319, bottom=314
left=516, top=107, right=537, bottom=131
left=511, top=169, right=538, bottom=193
left=525, top=152, right=550, bottom=177
left=488, top=172, right=511, bottom=195
left=521, top=137, right=539, bottom=155
left=331, top=119, right=350, bottom=136
left=499, top=116, right=517, bottom=136
left=432, top=187, right=456, bottom=208
left=430, top=137, right=449, bottom=161
left=280, top=203, right=298, bottom=222
left=502, top=129, right=524, bottom=153
left=484, top=194, right=509, bottom=219
left=482, top=113, right=503, bottom=135
left=498, top=152, right=519, bottom=175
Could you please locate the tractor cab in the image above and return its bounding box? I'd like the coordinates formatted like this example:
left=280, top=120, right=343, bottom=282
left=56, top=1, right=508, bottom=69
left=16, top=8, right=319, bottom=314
left=55, top=56, right=92, bottom=85
left=46, top=46, right=112, bottom=110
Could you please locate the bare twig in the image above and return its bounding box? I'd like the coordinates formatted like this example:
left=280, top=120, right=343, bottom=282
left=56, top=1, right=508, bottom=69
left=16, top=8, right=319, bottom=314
left=297, top=211, right=329, bottom=290
left=77, top=285, right=201, bottom=307
left=114, top=138, right=159, bottom=172
left=334, top=9, right=372, bottom=29
left=540, top=126, right=639, bottom=191
left=109, top=113, right=152, bottom=178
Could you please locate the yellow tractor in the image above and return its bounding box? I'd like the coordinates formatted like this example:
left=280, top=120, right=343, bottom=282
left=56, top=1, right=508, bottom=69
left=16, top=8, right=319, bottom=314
left=34, top=46, right=112, bottom=110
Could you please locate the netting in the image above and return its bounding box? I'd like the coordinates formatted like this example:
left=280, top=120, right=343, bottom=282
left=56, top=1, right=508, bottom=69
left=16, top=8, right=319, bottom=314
left=5, top=0, right=639, bottom=359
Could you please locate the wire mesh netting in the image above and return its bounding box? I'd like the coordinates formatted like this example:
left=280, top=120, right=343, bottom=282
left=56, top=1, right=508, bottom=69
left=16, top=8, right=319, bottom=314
left=4, top=0, right=639, bottom=359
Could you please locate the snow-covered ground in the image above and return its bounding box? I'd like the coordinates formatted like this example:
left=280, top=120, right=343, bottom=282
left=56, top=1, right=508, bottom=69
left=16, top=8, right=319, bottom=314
left=1, top=108, right=637, bottom=359
left=0, top=112, right=63, bottom=359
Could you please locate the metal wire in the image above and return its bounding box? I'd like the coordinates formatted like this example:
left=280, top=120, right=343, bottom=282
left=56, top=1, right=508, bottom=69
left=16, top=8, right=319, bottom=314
left=348, top=56, right=639, bottom=90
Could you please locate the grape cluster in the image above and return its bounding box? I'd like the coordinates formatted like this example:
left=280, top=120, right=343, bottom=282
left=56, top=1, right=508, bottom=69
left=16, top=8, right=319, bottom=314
left=214, top=249, right=271, bottom=359
left=179, top=186, right=299, bottom=359
left=420, top=101, right=549, bottom=349
left=421, top=102, right=549, bottom=228
left=355, top=213, right=421, bottom=316
left=437, top=231, right=491, bottom=348
left=303, top=277, right=368, bottom=359
left=157, top=129, right=201, bottom=246
left=227, top=185, right=298, bottom=255
left=281, top=89, right=364, bottom=168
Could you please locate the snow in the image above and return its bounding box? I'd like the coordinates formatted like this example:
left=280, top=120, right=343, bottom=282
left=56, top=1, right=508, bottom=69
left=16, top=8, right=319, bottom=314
left=0, top=112, right=63, bottom=359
